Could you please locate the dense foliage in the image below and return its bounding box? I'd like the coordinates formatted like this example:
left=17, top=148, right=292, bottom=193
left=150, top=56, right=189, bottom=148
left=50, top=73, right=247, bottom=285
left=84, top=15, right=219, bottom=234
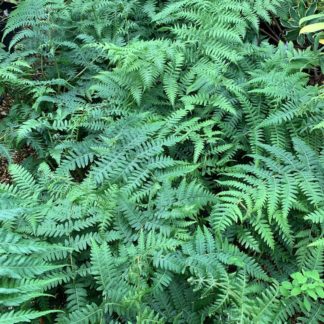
left=0, top=0, right=323, bottom=323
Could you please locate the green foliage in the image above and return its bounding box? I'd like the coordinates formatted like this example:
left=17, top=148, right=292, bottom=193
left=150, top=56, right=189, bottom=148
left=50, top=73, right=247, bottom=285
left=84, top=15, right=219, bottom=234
left=280, top=270, right=324, bottom=299
left=280, top=270, right=324, bottom=316
left=0, top=0, right=323, bottom=323
left=278, top=0, right=318, bottom=46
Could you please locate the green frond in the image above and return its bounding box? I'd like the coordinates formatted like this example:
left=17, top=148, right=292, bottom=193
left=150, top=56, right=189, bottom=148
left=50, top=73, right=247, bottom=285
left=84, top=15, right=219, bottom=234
left=0, top=309, right=60, bottom=324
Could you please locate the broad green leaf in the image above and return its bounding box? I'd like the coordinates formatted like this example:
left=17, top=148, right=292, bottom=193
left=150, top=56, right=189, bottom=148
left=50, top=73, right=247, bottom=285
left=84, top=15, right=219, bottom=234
left=300, top=23, right=324, bottom=34
left=299, top=13, right=324, bottom=25
left=291, top=272, right=306, bottom=284
left=282, top=281, right=292, bottom=290
left=291, top=287, right=301, bottom=296
left=315, top=287, right=324, bottom=298
left=280, top=286, right=289, bottom=297
left=307, top=289, right=317, bottom=300
left=301, top=284, right=308, bottom=291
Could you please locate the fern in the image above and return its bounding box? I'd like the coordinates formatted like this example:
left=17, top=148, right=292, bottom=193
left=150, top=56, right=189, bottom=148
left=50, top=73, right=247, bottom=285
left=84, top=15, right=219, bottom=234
left=0, top=0, right=323, bottom=322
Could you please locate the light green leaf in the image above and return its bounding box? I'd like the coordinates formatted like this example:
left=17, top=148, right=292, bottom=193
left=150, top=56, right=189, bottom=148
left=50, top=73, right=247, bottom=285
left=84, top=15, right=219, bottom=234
left=291, top=272, right=306, bottom=284
left=291, top=287, right=301, bottom=296
left=300, top=23, right=324, bottom=34
left=315, top=287, right=324, bottom=298
left=307, top=289, right=318, bottom=300
left=282, top=281, right=292, bottom=290
left=299, top=13, right=324, bottom=25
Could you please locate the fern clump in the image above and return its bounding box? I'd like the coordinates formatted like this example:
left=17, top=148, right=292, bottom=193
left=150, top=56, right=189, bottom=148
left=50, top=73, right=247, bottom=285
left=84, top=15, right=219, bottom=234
left=0, top=0, right=323, bottom=323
